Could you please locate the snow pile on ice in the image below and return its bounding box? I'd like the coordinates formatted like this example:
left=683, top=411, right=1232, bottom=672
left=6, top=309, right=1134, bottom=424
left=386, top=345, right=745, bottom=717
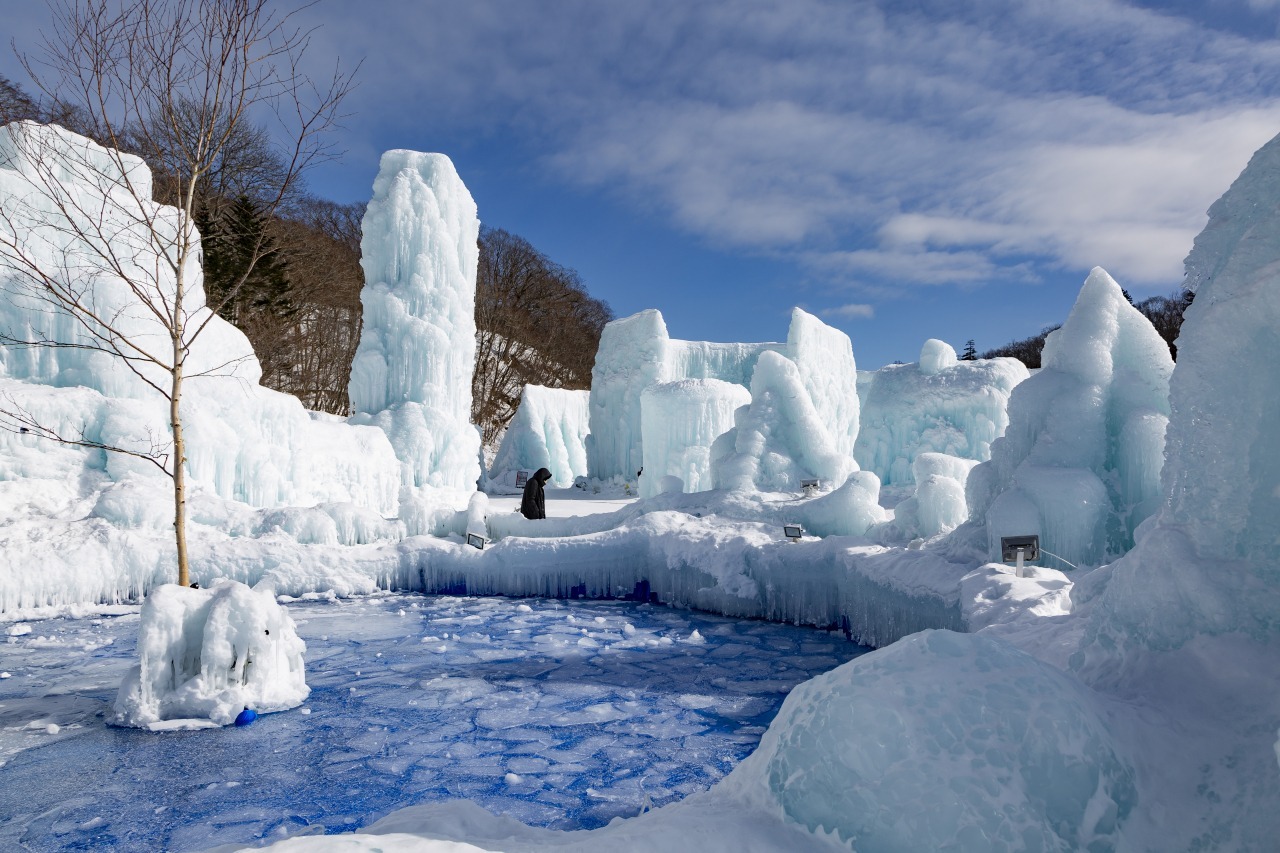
left=746, top=630, right=1135, bottom=851
left=891, top=452, right=979, bottom=539
left=963, top=268, right=1172, bottom=568
left=1084, top=131, right=1280, bottom=660
left=711, top=351, right=858, bottom=492
left=855, top=344, right=1028, bottom=485
left=488, top=385, right=589, bottom=488
left=112, top=580, right=307, bottom=728
left=587, top=307, right=857, bottom=492
left=348, top=150, right=481, bottom=491
left=639, top=379, right=750, bottom=497
left=0, top=122, right=402, bottom=515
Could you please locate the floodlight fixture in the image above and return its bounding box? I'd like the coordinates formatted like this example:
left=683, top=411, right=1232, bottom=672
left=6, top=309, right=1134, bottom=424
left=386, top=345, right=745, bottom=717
left=800, top=478, right=821, bottom=495
left=466, top=532, right=487, bottom=550
left=783, top=524, right=804, bottom=541
left=1000, top=534, right=1039, bottom=578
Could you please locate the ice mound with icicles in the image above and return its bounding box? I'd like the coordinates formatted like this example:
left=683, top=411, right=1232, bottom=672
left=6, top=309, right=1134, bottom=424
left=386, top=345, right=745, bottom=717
left=488, top=385, right=589, bottom=488
left=855, top=340, right=1028, bottom=486
left=739, top=630, right=1136, bottom=851
left=348, top=149, right=482, bottom=491
left=892, top=451, right=979, bottom=538
left=963, top=267, right=1172, bottom=569
left=112, top=580, right=308, bottom=728
left=640, top=378, right=750, bottom=497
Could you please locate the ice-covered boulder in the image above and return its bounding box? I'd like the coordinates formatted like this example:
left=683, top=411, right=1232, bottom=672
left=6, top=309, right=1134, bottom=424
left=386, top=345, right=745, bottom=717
left=348, top=150, right=481, bottom=491
left=712, top=350, right=857, bottom=492
left=745, top=630, right=1136, bottom=851
left=640, top=379, right=750, bottom=498
left=855, top=347, right=1028, bottom=486
left=112, top=580, right=308, bottom=728
left=0, top=122, right=402, bottom=515
left=488, top=385, right=589, bottom=488
left=1084, top=130, right=1280, bottom=661
left=964, top=268, right=1172, bottom=568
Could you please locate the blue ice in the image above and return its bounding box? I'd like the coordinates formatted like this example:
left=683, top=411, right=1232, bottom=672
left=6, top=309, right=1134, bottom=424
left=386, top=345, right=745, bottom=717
left=0, top=594, right=868, bottom=851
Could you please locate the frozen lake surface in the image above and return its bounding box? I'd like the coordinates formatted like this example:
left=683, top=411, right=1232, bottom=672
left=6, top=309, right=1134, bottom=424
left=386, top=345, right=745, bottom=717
left=0, top=593, right=868, bottom=851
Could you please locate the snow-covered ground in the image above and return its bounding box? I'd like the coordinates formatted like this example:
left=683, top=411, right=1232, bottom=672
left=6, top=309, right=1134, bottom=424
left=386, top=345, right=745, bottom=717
left=0, top=593, right=867, bottom=851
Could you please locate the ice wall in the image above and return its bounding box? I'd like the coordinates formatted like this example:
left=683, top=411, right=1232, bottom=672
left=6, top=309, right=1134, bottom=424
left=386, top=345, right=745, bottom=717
left=0, top=122, right=401, bottom=515
left=348, top=150, right=481, bottom=491
left=855, top=343, right=1028, bottom=485
left=1085, top=130, right=1280, bottom=657
left=639, top=379, right=750, bottom=498
left=488, top=385, right=590, bottom=488
left=712, top=351, right=857, bottom=492
left=964, top=268, right=1172, bottom=569
left=112, top=580, right=308, bottom=727
left=587, top=307, right=857, bottom=490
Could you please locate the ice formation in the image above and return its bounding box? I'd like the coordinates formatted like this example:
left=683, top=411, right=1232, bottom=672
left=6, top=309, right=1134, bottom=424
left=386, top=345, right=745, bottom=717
left=962, top=268, right=1172, bottom=568
left=892, top=452, right=979, bottom=538
left=112, top=580, right=308, bottom=728
left=855, top=343, right=1028, bottom=485
left=587, top=307, right=857, bottom=491
left=639, top=379, right=749, bottom=497
left=488, top=385, right=590, bottom=488
left=348, top=150, right=482, bottom=491
left=0, top=122, right=402, bottom=519
left=711, top=351, right=857, bottom=492
left=1084, top=130, right=1280, bottom=659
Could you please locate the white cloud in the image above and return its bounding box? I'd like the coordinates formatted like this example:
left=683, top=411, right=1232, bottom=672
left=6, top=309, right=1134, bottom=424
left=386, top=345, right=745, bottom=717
left=823, top=303, right=875, bottom=319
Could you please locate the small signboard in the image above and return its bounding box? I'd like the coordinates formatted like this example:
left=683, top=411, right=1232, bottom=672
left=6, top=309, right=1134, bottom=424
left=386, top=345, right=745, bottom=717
left=515, top=470, right=529, bottom=488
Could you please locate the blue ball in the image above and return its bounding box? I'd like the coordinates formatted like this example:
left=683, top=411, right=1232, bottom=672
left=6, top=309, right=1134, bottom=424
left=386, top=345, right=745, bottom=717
left=234, top=708, right=258, bottom=726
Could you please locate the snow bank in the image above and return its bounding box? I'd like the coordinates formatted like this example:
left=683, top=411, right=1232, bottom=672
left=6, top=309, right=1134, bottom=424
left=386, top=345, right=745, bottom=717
left=746, top=630, right=1135, bottom=850
left=639, top=379, right=749, bottom=497
left=111, top=580, right=307, bottom=728
left=349, top=150, right=481, bottom=491
left=964, top=268, right=1172, bottom=569
left=488, top=385, right=589, bottom=488
left=855, top=346, right=1028, bottom=485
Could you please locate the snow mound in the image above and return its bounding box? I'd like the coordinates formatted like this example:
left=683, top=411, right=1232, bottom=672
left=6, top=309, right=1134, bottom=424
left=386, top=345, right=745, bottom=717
left=750, top=630, right=1135, bottom=851
left=112, top=580, right=308, bottom=727
left=349, top=149, right=481, bottom=491
left=488, top=385, right=589, bottom=488
left=964, top=268, right=1172, bottom=569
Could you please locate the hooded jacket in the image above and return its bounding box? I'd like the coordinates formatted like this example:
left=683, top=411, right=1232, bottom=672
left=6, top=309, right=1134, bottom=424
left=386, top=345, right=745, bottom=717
left=520, top=468, right=553, bottom=520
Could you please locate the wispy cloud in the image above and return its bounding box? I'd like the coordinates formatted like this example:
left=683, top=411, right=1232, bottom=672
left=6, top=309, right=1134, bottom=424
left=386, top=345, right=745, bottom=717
left=823, top=303, right=875, bottom=319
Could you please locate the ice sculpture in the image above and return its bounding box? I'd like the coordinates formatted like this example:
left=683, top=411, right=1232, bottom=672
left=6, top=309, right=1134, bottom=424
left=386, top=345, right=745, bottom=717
left=964, top=268, right=1172, bottom=568
left=488, top=385, right=590, bottom=488
left=640, top=379, right=750, bottom=497
left=855, top=342, right=1028, bottom=485
left=587, top=307, right=857, bottom=492
left=348, top=150, right=481, bottom=491
left=112, top=580, right=308, bottom=727
left=0, top=122, right=402, bottom=514
left=1085, top=130, right=1280, bottom=658
left=711, top=350, right=857, bottom=491
left=892, top=452, right=979, bottom=538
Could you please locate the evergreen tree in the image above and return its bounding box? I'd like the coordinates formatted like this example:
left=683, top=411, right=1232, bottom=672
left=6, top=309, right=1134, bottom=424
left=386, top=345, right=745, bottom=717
left=201, top=194, right=291, bottom=325
left=961, top=339, right=977, bottom=360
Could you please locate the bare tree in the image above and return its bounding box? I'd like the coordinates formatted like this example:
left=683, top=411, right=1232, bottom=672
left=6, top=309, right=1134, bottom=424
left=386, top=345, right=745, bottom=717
left=0, top=0, right=354, bottom=587
left=473, top=227, right=612, bottom=446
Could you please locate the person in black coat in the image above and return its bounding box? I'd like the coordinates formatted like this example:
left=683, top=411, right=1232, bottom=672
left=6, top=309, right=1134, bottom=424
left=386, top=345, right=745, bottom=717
left=520, top=468, right=553, bottom=520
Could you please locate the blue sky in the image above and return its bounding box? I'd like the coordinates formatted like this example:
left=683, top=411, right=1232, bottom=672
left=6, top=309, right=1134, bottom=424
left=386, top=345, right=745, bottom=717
left=6, top=1, right=1280, bottom=367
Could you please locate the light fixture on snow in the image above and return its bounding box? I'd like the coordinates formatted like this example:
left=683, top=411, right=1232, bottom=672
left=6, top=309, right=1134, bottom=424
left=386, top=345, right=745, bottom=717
left=783, top=524, right=804, bottom=542
left=466, top=533, right=487, bottom=550
left=1000, top=535, right=1039, bottom=578
left=800, top=478, right=820, bottom=495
